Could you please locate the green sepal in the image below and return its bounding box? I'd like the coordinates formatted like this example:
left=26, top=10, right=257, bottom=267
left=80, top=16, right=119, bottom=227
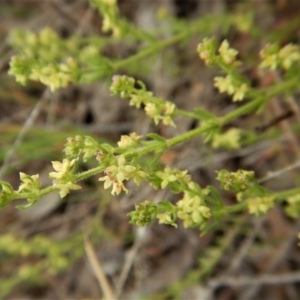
left=0, top=181, right=15, bottom=208
left=16, top=198, right=38, bottom=210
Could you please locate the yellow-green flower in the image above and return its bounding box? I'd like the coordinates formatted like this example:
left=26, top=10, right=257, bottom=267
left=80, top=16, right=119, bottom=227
left=214, top=75, right=248, bottom=101
left=18, top=173, right=40, bottom=192
left=247, top=196, right=274, bottom=216
left=212, top=128, right=241, bottom=150
left=176, top=190, right=211, bottom=228
left=197, top=37, right=217, bottom=65
left=219, top=40, right=238, bottom=65
left=278, top=44, right=300, bottom=70
left=49, top=158, right=80, bottom=198
left=214, top=75, right=235, bottom=95
left=49, top=158, right=78, bottom=180
left=118, top=132, right=142, bottom=148
left=55, top=182, right=81, bottom=198
left=156, top=166, right=177, bottom=189
left=157, top=213, right=177, bottom=227
left=145, top=103, right=160, bottom=124
left=99, top=155, right=145, bottom=195
left=259, top=44, right=279, bottom=70
left=233, top=83, right=248, bottom=101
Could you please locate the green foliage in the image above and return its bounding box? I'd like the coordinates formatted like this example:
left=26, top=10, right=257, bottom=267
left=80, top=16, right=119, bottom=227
left=2, top=1, right=300, bottom=296
left=4, top=6, right=300, bottom=228
left=0, top=233, right=84, bottom=298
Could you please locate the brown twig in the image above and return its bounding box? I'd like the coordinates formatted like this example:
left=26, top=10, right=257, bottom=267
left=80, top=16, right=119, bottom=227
left=208, top=271, right=300, bottom=289
left=114, top=227, right=148, bottom=299
left=84, top=237, right=116, bottom=300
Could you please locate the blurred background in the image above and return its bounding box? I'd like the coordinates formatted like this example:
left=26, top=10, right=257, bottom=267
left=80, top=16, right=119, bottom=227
left=1, top=0, right=300, bottom=299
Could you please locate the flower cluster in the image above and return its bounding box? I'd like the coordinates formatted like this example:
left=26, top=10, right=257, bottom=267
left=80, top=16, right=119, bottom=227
left=155, top=166, right=179, bottom=189
left=91, top=0, right=123, bottom=38
left=126, top=165, right=211, bottom=229
left=9, top=27, right=63, bottom=61
left=218, top=40, right=239, bottom=65
left=198, top=38, right=249, bottom=101
left=145, top=101, right=176, bottom=126
left=197, top=38, right=240, bottom=66
left=99, top=155, right=147, bottom=195
left=17, top=172, right=41, bottom=209
left=0, top=233, right=70, bottom=274
left=154, top=168, right=212, bottom=228
left=246, top=196, right=275, bottom=216
left=214, top=74, right=248, bottom=101
left=7, top=56, right=35, bottom=86
left=8, top=27, right=114, bottom=91
left=211, top=128, right=241, bottom=150
left=177, top=183, right=211, bottom=228
left=260, top=43, right=300, bottom=70
left=155, top=200, right=178, bottom=227
left=233, top=11, right=253, bottom=33
left=110, top=75, right=136, bottom=98
left=118, top=132, right=142, bottom=148
left=217, top=169, right=276, bottom=216
left=111, top=75, right=177, bottom=127
left=4, top=14, right=300, bottom=239
left=216, top=169, right=255, bottom=193
left=128, top=200, right=157, bottom=226
left=197, top=37, right=218, bottom=65
left=30, top=57, right=78, bottom=92
left=8, top=27, right=82, bottom=91
left=155, top=166, right=189, bottom=189
left=128, top=200, right=178, bottom=227
left=64, top=135, right=103, bottom=162
left=18, top=173, right=40, bottom=195
left=49, top=158, right=81, bottom=198
left=285, top=194, right=300, bottom=219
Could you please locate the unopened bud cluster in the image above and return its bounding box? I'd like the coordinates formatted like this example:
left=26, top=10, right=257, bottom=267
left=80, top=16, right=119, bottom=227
left=197, top=38, right=249, bottom=102
left=260, top=43, right=300, bottom=70
left=111, top=75, right=177, bottom=126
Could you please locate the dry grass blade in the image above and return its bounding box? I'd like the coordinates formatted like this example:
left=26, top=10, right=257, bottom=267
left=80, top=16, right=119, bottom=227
left=114, top=227, right=147, bottom=299
left=84, top=237, right=116, bottom=300
left=208, top=271, right=300, bottom=288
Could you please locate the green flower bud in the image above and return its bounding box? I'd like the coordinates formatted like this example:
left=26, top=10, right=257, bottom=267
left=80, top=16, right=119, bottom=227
left=0, top=181, right=15, bottom=207
left=218, top=40, right=238, bottom=65
left=197, top=37, right=218, bottom=65
left=216, top=169, right=255, bottom=193
left=128, top=200, right=157, bottom=226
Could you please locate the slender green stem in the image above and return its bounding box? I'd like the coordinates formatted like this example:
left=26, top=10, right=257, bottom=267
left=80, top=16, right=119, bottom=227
left=98, top=75, right=300, bottom=165
left=222, top=201, right=248, bottom=215
left=15, top=185, right=61, bottom=200
left=136, top=75, right=299, bottom=153
left=274, top=186, right=300, bottom=200
left=111, top=15, right=231, bottom=72
left=112, top=32, right=188, bottom=71
left=39, top=185, right=60, bottom=197
left=167, top=125, right=211, bottom=148
left=124, top=141, right=163, bottom=157
left=213, top=186, right=300, bottom=219
left=75, top=165, right=106, bottom=181
left=219, top=97, right=263, bottom=125
left=176, top=109, right=204, bottom=120
left=266, top=76, right=299, bottom=98
left=220, top=77, right=298, bottom=125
